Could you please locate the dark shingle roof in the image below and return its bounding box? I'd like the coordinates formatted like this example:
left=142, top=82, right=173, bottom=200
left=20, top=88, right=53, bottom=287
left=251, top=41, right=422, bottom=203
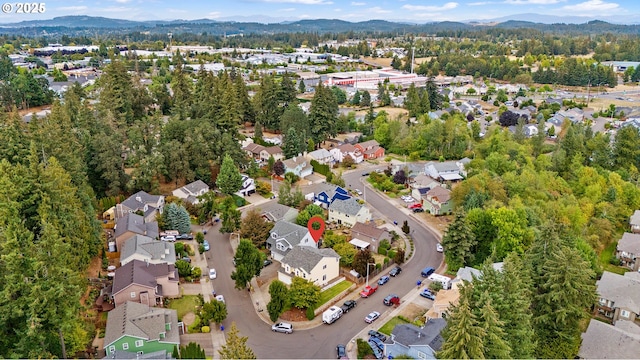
left=104, top=302, right=180, bottom=349
left=391, top=320, right=447, bottom=351
left=579, top=319, right=640, bottom=359
left=280, top=246, right=339, bottom=273
left=120, top=191, right=163, bottom=212
left=115, top=213, right=159, bottom=239
left=112, top=260, right=176, bottom=296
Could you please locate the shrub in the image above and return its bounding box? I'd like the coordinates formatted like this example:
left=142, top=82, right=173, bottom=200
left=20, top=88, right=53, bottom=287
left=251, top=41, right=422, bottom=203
left=306, top=307, right=315, bottom=320
left=175, top=242, right=185, bottom=255
left=384, top=257, right=390, bottom=265
left=310, top=160, right=330, bottom=176
left=201, top=326, right=210, bottom=333
left=378, top=247, right=388, bottom=256
left=429, top=281, right=443, bottom=293
left=375, top=263, right=382, bottom=270
left=187, top=316, right=201, bottom=333
left=196, top=232, right=204, bottom=244
left=609, top=256, right=622, bottom=265
left=192, top=267, right=202, bottom=278
left=199, top=244, right=205, bottom=254
left=357, top=338, right=374, bottom=358
left=388, top=250, right=396, bottom=259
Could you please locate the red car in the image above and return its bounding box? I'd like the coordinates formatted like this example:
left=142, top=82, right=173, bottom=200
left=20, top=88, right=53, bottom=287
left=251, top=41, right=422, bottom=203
left=360, top=285, right=379, bottom=298
left=408, top=203, right=423, bottom=209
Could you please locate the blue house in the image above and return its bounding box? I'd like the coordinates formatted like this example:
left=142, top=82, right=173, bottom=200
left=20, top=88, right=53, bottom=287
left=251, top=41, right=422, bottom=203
left=315, top=184, right=350, bottom=209
left=384, top=320, right=446, bottom=359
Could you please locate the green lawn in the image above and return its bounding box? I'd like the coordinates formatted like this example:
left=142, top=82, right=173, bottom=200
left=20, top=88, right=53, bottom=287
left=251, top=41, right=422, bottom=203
left=313, top=280, right=353, bottom=310
left=599, top=241, right=627, bottom=275
left=168, top=295, right=200, bottom=320
left=378, top=316, right=410, bottom=335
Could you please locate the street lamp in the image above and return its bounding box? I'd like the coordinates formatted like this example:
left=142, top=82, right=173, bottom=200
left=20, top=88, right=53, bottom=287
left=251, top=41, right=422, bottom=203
left=365, top=262, right=376, bottom=287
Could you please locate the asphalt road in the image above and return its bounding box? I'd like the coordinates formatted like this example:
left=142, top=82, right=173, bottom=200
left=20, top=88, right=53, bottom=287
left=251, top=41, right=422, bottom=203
left=205, top=166, right=443, bottom=359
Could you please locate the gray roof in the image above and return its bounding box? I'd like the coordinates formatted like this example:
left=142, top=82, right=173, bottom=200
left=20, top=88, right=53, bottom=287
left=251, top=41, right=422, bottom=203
left=596, top=271, right=640, bottom=314
left=283, top=156, right=311, bottom=170
left=280, top=246, right=339, bottom=273
left=103, top=350, right=169, bottom=359
left=579, top=319, right=640, bottom=359
left=630, top=210, right=640, bottom=226
left=120, top=235, right=176, bottom=265
left=120, top=191, right=163, bottom=212
left=351, top=222, right=388, bottom=241
left=618, top=232, right=640, bottom=254
left=307, top=148, right=332, bottom=160
left=455, top=266, right=482, bottom=283
left=267, top=221, right=312, bottom=256
left=256, top=202, right=299, bottom=223
left=181, top=180, right=209, bottom=195
left=112, top=260, right=177, bottom=296
left=114, top=213, right=159, bottom=239
left=425, top=161, right=460, bottom=173
left=390, top=320, right=447, bottom=351
left=104, top=301, right=180, bottom=349
left=329, top=197, right=364, bottom=216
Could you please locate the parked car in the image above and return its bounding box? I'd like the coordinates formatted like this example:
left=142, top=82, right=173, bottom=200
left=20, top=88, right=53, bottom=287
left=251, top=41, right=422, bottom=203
left=215, top=294, right=225, bottom=304
left=340, top=299, right=357, bottom=313
left=367, top=339, right=384, bottom=359
left=389, top=266, right=402, bottom=277
left=364, top=311, right=381, bottom=324
left=420, top=288, right=436, bottom=300
left=378, top=275, right=390, bottom=285
left=360, top=284, right=379, bottom=298
left=368, top=330, right=387, bottom=342
left=436, top=243, right=444, bottom=253
left=421, top=267, right=435, bottom=277
left=413, top=208, right=425, bottom=213
left=271, top=322, right=293, bottom=334
left=263, top=259, right=273, bottom=267
left=383, top=294, right=400, bottom=306
left=361, top=172, right=370, bottom=177
left=369, top=335, right=385, bottom=351
left=203, top=240, right=210, bottom=251
left=401, top=195, right=412, bottom=200
left=180, top=256, right=191, bottom=263
left=402, top=197, right=414, bottom=203
left=209, top=268, right=217, bottom=280
left=160, top=235, right=176, bottom=242
left=176, top=233, right=193, bottom=240
left=408, top=203, right=422, bottom=209
left=355, top=189, right=363, bottom=196
left=336, top=344, right=347, bottom=359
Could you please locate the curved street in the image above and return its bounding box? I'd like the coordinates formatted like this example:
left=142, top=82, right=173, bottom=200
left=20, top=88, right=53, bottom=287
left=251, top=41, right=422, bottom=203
left=203, top=165, right=443, bottom=359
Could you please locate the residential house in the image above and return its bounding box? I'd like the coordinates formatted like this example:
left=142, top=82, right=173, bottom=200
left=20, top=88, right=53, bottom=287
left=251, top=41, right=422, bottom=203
left=349, top=221, right=392, bottom=253
left=424, top=161, right=463, bottom=182
left=355, top=140, right=385, bottom=160
left=451, top=263, right=503, bottom=290
left=313, top=183, right=351, bottom=209
left=630, top=210, right=640, bottom=233
left=384, top=320, right=447, bottom=360
left=616, top=232, right=640, bottom=271
left=328, top=197, right=371, bottom=227
left=283, top=156, right=313, bottom=179
left=114, top=214, right=159, bottom=252
left=243, top=143, right=265, bottom=160
left=329, top=143, right=363, bottom=164
left=578, top=319, right=640, bottom=359
left=120, top=235, right=176, bottom=267
left=236, top=174, right=256, bottom=197
left=111, top=259, right=179, bottom=307
left=278, top=246, right=340, bottom=287
left=456, top=157, right=471, bottom=177
left=410, top=175, right=441, bottom=201
left=260, top=146, right=284, bottom=162
left=548, top=108, right=584, bottom=126
left=424, top=288, right=460, bottom=320
left=306, top=148, right=335, bottom=165
left=595, top=271, right=640, bottom=325
left=255, top=202, right=299, bottom=223
left=172, top=180, right=209, bottom=204
left=116, top=191, right=165, bottom=222
left=103, top=301, right=180, bottom=358
left=422, top=186, right=453, bottom=216
left=266, top=220, right=318, bottom=262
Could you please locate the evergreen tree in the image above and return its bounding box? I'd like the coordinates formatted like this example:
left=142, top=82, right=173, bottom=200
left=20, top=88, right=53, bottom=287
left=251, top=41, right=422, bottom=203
left=288, top=277, right=321, bottom=310
left=218, top=322, right=256, bottom=360
left=254, top=121, right=263, bottom=141
left=479, top=294, right=511, bottom=359
left=179, top=342, right=205, bottom=359
left=612, top=125, right=640, bottom=171
left=216, top=154, right=243, bottom=196
left=298, top=79, right=306, bottom=94
left=442, top=209, right=476, bottom=271
left=267, top=280, right=289, bottom=322
left=163, top=203, right=191, bottom=234
left=170, top=50, right=192, bottom=120
left=361, top=91, right=371, bottom=107
left=309, top=82, right=339, bottom=144
left=283, top=127, right=303, bottom=158
left=438, top=285, right=486, bottom=360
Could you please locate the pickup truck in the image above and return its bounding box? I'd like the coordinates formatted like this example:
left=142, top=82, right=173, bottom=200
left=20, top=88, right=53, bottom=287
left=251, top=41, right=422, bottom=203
left=340, top=300, right=357, bottom=313
left=360, top=284, right=379, bottom=298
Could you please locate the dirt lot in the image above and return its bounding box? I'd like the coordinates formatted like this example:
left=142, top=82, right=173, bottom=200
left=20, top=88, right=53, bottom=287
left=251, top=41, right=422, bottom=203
left=398, top=302, right=427, bottom=323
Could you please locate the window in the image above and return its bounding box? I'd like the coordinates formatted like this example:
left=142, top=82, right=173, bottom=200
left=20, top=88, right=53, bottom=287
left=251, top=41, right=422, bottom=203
left=122, top=343, right=129, bottom=350
left=159, top=332, right=166, bottom=339
left=130, top=291, right=136, bottom=298
left=323, top=264, right=327, bottom=269
left=621, top=309, right=630, bottom=318
left=108, top=346, right=115, bottom=354
left=135, top=340, right=143, bottom=347
left=166, top=323, right=171, bottom=331
left=323, top=275, right=327, bottom=281
left=417, top=351, right=427, bottom=359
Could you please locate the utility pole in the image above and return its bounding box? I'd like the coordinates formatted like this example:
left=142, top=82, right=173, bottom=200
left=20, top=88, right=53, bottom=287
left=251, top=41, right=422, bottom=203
left=411, top=46, right=415, bottom=74
left=168, top=33, right=172, bottom=51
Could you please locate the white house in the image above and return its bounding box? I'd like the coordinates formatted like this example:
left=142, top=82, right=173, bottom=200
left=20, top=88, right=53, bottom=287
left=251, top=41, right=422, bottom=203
left=283, top=156, right=313, bottom=179
left=424, top=161, right=463, bottom=181
left=328, top=198, right=371, bottom=227
left=329, top=143, right=364, bottom=164
left=266, top=221, right=318, bottom=262
left=172, top=180, right=209, bottom=204
left=236, top=175, right=256, bottom=197
left=278, top=247, right=340, bottom=287
left=306, top=148, right=335, bottom=165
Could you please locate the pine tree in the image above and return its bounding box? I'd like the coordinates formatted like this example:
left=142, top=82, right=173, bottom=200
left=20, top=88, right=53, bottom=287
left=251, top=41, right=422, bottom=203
left=441, top=209, right=476, bottom=271
left=309, top=82, right=338, bottom=144
left=218, top=322, right=256, bottom=360
left=179, top=342, right=206, bottom=359
left=438, top=285, right=486, bottom=360
left=267, top=280, right=289, bottom=322
left=479, top=294, right=511, bottom=359
left=283, top=127, right=302, bottom=158
left=216, top=154, right=243, bottom=196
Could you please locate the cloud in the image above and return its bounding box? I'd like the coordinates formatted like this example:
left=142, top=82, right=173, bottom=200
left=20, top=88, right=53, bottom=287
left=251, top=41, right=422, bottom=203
left=257, top=0, right=333, bottom=4
left=351, top=1, right=366, bottom=5
left=114, top=0, right=132, bottom=3
left=57, top=6, right=88, bottom=11
left=207, top=11, right=222, bottom=18
left=561, top=0, right=619, bottom=12
left=298, top=14, right=311, bottom=18
left=503, top=0, right=562, bottom=4
left=369, top=6, right=392, bottom=13
left=467, top=1, right=493, bottom=4
left=402, top=2, right=458, bottom=11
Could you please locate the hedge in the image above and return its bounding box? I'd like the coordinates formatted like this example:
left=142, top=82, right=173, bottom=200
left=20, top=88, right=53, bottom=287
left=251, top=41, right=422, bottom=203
left=311, top=160, right=331, bottom=176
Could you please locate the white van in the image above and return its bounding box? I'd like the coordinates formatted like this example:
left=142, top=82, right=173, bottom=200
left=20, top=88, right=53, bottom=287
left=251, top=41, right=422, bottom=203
left=428, top=273, right=452, bottom=290
left=322, top=306, right=343, bottom=324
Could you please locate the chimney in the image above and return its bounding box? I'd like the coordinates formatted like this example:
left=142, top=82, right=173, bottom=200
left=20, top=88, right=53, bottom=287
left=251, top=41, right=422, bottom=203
left=145, top=258, right=149, bottom=267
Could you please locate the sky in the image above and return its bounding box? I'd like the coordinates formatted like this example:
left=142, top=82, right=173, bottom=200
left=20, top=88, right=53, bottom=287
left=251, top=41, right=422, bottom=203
left=0, top=0, right=639, bottom=24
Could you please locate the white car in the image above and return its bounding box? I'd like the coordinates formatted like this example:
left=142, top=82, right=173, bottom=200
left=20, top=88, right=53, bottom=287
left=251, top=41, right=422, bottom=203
left=271, top=322, right=293, bottom=334
left=215, top=295, right=225, bottom=304
left=436, top=243, right=444, bottom=253
left=355, top=189, right=363, bottom=195
left=209, top=268, right=217, bottom=280
left=160, top=235, right=176, bottom=242
left=364, top=311, right=381, bottom=324
left=403, top=198, right=414, bottom=203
